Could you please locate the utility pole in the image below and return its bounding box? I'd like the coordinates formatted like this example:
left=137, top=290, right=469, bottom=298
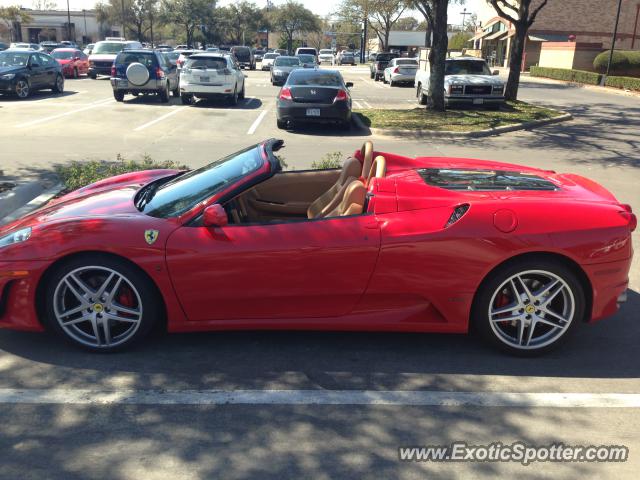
left=460, top=7, right=470, bottom=30
left=66, top=0, right=72, bottom=41
left=82, top=9, right=87, bottom=44
left=603, top=0, right=623, bottom=83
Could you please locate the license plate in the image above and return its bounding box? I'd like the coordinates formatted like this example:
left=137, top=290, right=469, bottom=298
left=199, top=76, right=210, bottom=83
left=118, top=79, right=128, bottom=87
left=473, top=98, right=484, bottom=105
left=306, top=108, right=321, bottom=117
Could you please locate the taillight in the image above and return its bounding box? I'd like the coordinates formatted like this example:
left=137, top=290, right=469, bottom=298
left=110, top=65, right=116, bottom=77
left=393, top=67, right=399, bottom=73
left=619, top=209, right=637, bottom=232
left=279, top=87, right=292, bottom=100
left=156, top=67, right=165, bottom=78
left=177, top=59, right=184, bottom=67
left=333, top=89, right=348, bottom=102
left=445, top=204, right=470, bottom=228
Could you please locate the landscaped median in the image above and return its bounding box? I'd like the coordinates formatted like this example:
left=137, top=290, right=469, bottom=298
left=354, top=101, right=570, bottom=138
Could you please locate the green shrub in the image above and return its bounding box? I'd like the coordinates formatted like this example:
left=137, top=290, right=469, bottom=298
left=311, top=151, right=343, bottom=169
left=530, top=66, right=602, bottom=85
left=604, top=75, right=640, bottom=91
left=56, top=154, right=187, bottom=191
left=593, top=50, right=640, bottom=77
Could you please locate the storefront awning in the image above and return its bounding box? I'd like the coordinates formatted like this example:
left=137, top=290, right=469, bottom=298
left=506, top=31, right=549, bottom=42
left=468, top=30, right=492, bottom=42
left=485, top=30, right=508, bottom=41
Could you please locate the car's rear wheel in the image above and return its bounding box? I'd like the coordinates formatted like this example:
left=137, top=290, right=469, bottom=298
left=181, top=93, right=193, bottom=105
left=15, top=79, right=30, bottom=99
left=44, top=255, right=160, bottom=352
left=417, top=85, right=428, bottom=105
left=229, top=87, right=238, bottom=106
left=73, top=67, right=79, bottom=79
left=89, top=72, right=97, bottom=79
left=276, top=119, right=287, bottom=129
left=238, top=82, right=245, bottom=100
left=113, top=90, right=125, bottom=102
left=52, top=74, right=64, bottom=93
left=159, top=82, right=170, bottom=103
left=472, top=259, right=584, bottom=356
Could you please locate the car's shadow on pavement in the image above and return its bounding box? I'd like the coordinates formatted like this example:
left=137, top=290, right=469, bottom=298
left=0, top=90, right=80, bottom=103
left=1, top=289, right=638, bottom=391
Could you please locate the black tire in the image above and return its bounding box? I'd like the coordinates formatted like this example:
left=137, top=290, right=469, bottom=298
left=229, top=87, right=238, bottom=106
left=15, top=78, right=30, bottom=99
left=370, top=71, right=374, bottom=79
left=417, top=84, right=428, bottom=105
left=250, top=63, right=256, bottom=71
left=276, top=119, right=287, bottom=129
left=52, top=74, right=64, bottom=93
left=73, top=68, right=78, bottom=79
left=159, top=82, right=170, bottom=103
left=89, top=72, right=97, bottom=79
left=181, top=93, right=193, bottom=105
left=43, top=254, right=161, bottom=352
left=172, top=81, right=180, bottom=97
left=238, top=82, right=245, bottom=100
left=471, top=258, right=585, bottom=356
left=113, top=90, right=125, bottom=102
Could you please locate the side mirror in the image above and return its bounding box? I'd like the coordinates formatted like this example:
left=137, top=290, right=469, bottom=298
left=492, top=70, right=499, bottom=75
left=345, top=81, right=353, bottom=88
left=203, top=204, right=228, bottom=227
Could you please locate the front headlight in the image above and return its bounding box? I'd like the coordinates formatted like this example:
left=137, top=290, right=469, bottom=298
left=0, top=227, right=32, bottom=249
left=0, top=73, right=16, bottom=80
left=273, top=70, right=283, bottom=75
left=492, top=84, right=504, bottom=94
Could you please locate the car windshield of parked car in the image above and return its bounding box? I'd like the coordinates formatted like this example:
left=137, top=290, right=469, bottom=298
left=263, top=53, right=278, bottom=59
left=0, top=51, right=30, bottom=66
left=297, top=54, right=315, bottom=63
left=93, top=42, right=125, bottom=54
left=141, top=144, right=264, bottom=218
left=289, top=71, right=342, bottom=86
left=319, top=49, right=333, bottom=55
left=274, top=57, right=300, bottom=67
left=396, top=59, right=417, bottom=65
left=376, top=53, right=396, bottom=61
left=51, top=50, right=74, bottom=59
left=165, top=51, right=180, bottom=60
left=445, top=60, right=492, bottom=75
left=116, top=52, right=156, bottom=67
left=186, top=57, right=227, bottom=69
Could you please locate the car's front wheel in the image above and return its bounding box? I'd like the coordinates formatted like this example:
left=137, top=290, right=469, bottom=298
left=44, top=255, right=161, bottom=352
left=417, top=84, right=428, bottom=105
left=472, top=259, right=584, bottom=356
left=15, top=79, right=30, bottom=99
left=52, top=74, right=64, bottom=93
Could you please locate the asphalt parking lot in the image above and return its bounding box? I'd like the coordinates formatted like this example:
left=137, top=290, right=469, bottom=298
left=1, top=63, right=640, bottom=479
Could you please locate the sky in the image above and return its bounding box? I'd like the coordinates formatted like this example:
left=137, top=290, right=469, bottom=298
left=1, top=0, right=486, bottom=19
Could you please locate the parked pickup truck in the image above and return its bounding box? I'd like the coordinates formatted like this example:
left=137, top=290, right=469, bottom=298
left=414, top=50, right=505, bottom=109
left=369, top=52, right=399, bottom=81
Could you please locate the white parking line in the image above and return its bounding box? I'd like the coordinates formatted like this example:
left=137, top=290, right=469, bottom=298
left=362, top=100, right=373, bottom=108
left=0, top=389, right=639, bottom=407
left=247, top=109, right=269, bottom=135
left=353, top=100, right=363, bottom=109
left=134, top=106, right=186, bottom=131
left=15, top=98, right=114, bottom=128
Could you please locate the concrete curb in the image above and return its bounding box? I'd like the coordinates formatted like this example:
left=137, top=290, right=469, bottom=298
left=0, top=182, right=44, bottom=220
left=0, top=182, right=65, bottom=227
left=358, top=112, right=573, bottom=139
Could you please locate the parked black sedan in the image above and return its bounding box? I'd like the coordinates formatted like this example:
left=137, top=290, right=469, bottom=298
left=0, top=49, right=64, bottom=99
left=276, top=69, right=353, bottom=130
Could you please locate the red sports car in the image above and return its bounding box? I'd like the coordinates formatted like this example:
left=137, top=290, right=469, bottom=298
left=0, top=140, right=634, bottom=354
left=51, top=48, right=89, bottom=78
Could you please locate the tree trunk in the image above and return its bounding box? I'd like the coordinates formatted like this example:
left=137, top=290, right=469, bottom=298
left=505, top=24, right=526, bottom=101
left=424, top=27, right=431, bottom=47
left=384, top=29, right=389, bottom=52
left=427, top=0, right=448, bottom=111
left=137, top=23, right=143, bottom=42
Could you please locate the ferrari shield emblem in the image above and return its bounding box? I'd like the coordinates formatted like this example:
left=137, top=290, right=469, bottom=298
left=144, top=229, right=159, bottom=245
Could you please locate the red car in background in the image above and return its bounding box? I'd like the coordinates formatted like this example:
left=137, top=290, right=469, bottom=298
left=51, top=48, right=89, bottom=78
left=0, top=140, right=634, bottom=354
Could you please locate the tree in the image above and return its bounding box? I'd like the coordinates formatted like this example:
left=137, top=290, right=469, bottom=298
left=448, top=31, right=471, bottom=49
left=409, top=0, right=451, bottom=111
left=394, top=16, right=419, bottom=31
left=216, top=1, right=263, bottom=45
left=160, top=0, right=215, bottom=47
left=489, top=0, right=549, bottom=100
left=269, top=1, right=320, bottom=54
left=0, top=6, right=32, bottom=41
left=367, top=0, right=407, bottom=51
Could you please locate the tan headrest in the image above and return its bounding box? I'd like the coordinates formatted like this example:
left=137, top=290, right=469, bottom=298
left=327, top=180, right=366, bottom=217
left=360, top=141, right=373, bottom=178
left=339, top=157, right=364, bottom=184
left=366, top=155, right=386, bottom=187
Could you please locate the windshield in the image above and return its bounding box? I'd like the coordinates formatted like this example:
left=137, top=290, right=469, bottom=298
left=319, top=50, right=333, bottom=55
left=396, top=59, right=417, bottom=66
left=0, top=51, right=30, bottom=66
left=165, top=51, right=180, bottom=60
left=51, top=50, right=74, bottom=59
left=297, top=49, right=315, bottom=55
left=297, top=54, right=315, bottom=63
left=116, top=52, right=156, bottom=67
left=376, top=53, right=397, bottom=61
left=445, top=60, right=492, bottom=75
left=274, top=57, right=300, bottom=67
left=186, top=57, right=226, bottom=69
left=93, top=42, right=125, bottom=54
left=263, top=53, right=278, bottom=59
left=289, top=72, right=342, bottom=86
left=141, top=144, right=264, bottom=218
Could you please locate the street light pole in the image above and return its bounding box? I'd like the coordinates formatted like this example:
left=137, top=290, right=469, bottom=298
left=121, top=0, right=126, bottom=38
left=604, top=0, right=623, bottom=81
left=66, top=0, right=72, bottom=41
left=460, top=7, right=470, bottom=30
left=82, top=9, right=87, bottom=44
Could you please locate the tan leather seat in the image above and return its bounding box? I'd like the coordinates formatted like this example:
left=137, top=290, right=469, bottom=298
left=360, top=141, right=374, bottom=179
left=366, top=155, right=386, bottom=187
left=325, top=180, right=367, bottom=217
left=307, top=156, right=362, bottom=219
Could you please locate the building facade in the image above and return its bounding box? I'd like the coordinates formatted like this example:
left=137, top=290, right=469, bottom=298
left=471, top=0, right=640, bottom=68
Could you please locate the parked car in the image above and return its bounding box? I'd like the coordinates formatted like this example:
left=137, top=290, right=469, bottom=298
left=179, top=53, right=246, bottom=105
left=89, top=39, right=143, bottom=78
left=164, top=51, right=180, bottom=66
left=156, top=45, right=173, bottom=52
left=0, top=49, right=64, bottom=99
left=110, top=49, right=178, bottom=102
left=206, top=47, right=220, bottom=52
left=60, top=41, right=78, bottom=48
left=370, top=52, right=399, bottom=81
left=230, top=46, right=255, bottom=70
left=295, top=47, right=317, bottom=60
left=337, top=51, right=356, bottom=66
left=253, top=48, right=265, bottom=62
left=175, top=49, right=199, bottom=73
left=174, top=45, right=190, bottom=50
left=83, top=43, right=94, bottom=55
left=296, top=53, right=317, bottom=68
left=383, top=58, right=418, bottom=86
left=276, top=68, right=353, bottom=129
left=260, top=52, right=279, bottom=70
left=51, top=48, right=89, bottom=78
left=10, top=42, right=42, bottom=51
left=415, top=56, right=505, bottom=109
left=318, top=49, right=334, bottom=64
left=40, top=41, right=63, bottom=53
left=274, top=49, right=287, bottom=56
left=270, top=55, right=301, bottom=86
